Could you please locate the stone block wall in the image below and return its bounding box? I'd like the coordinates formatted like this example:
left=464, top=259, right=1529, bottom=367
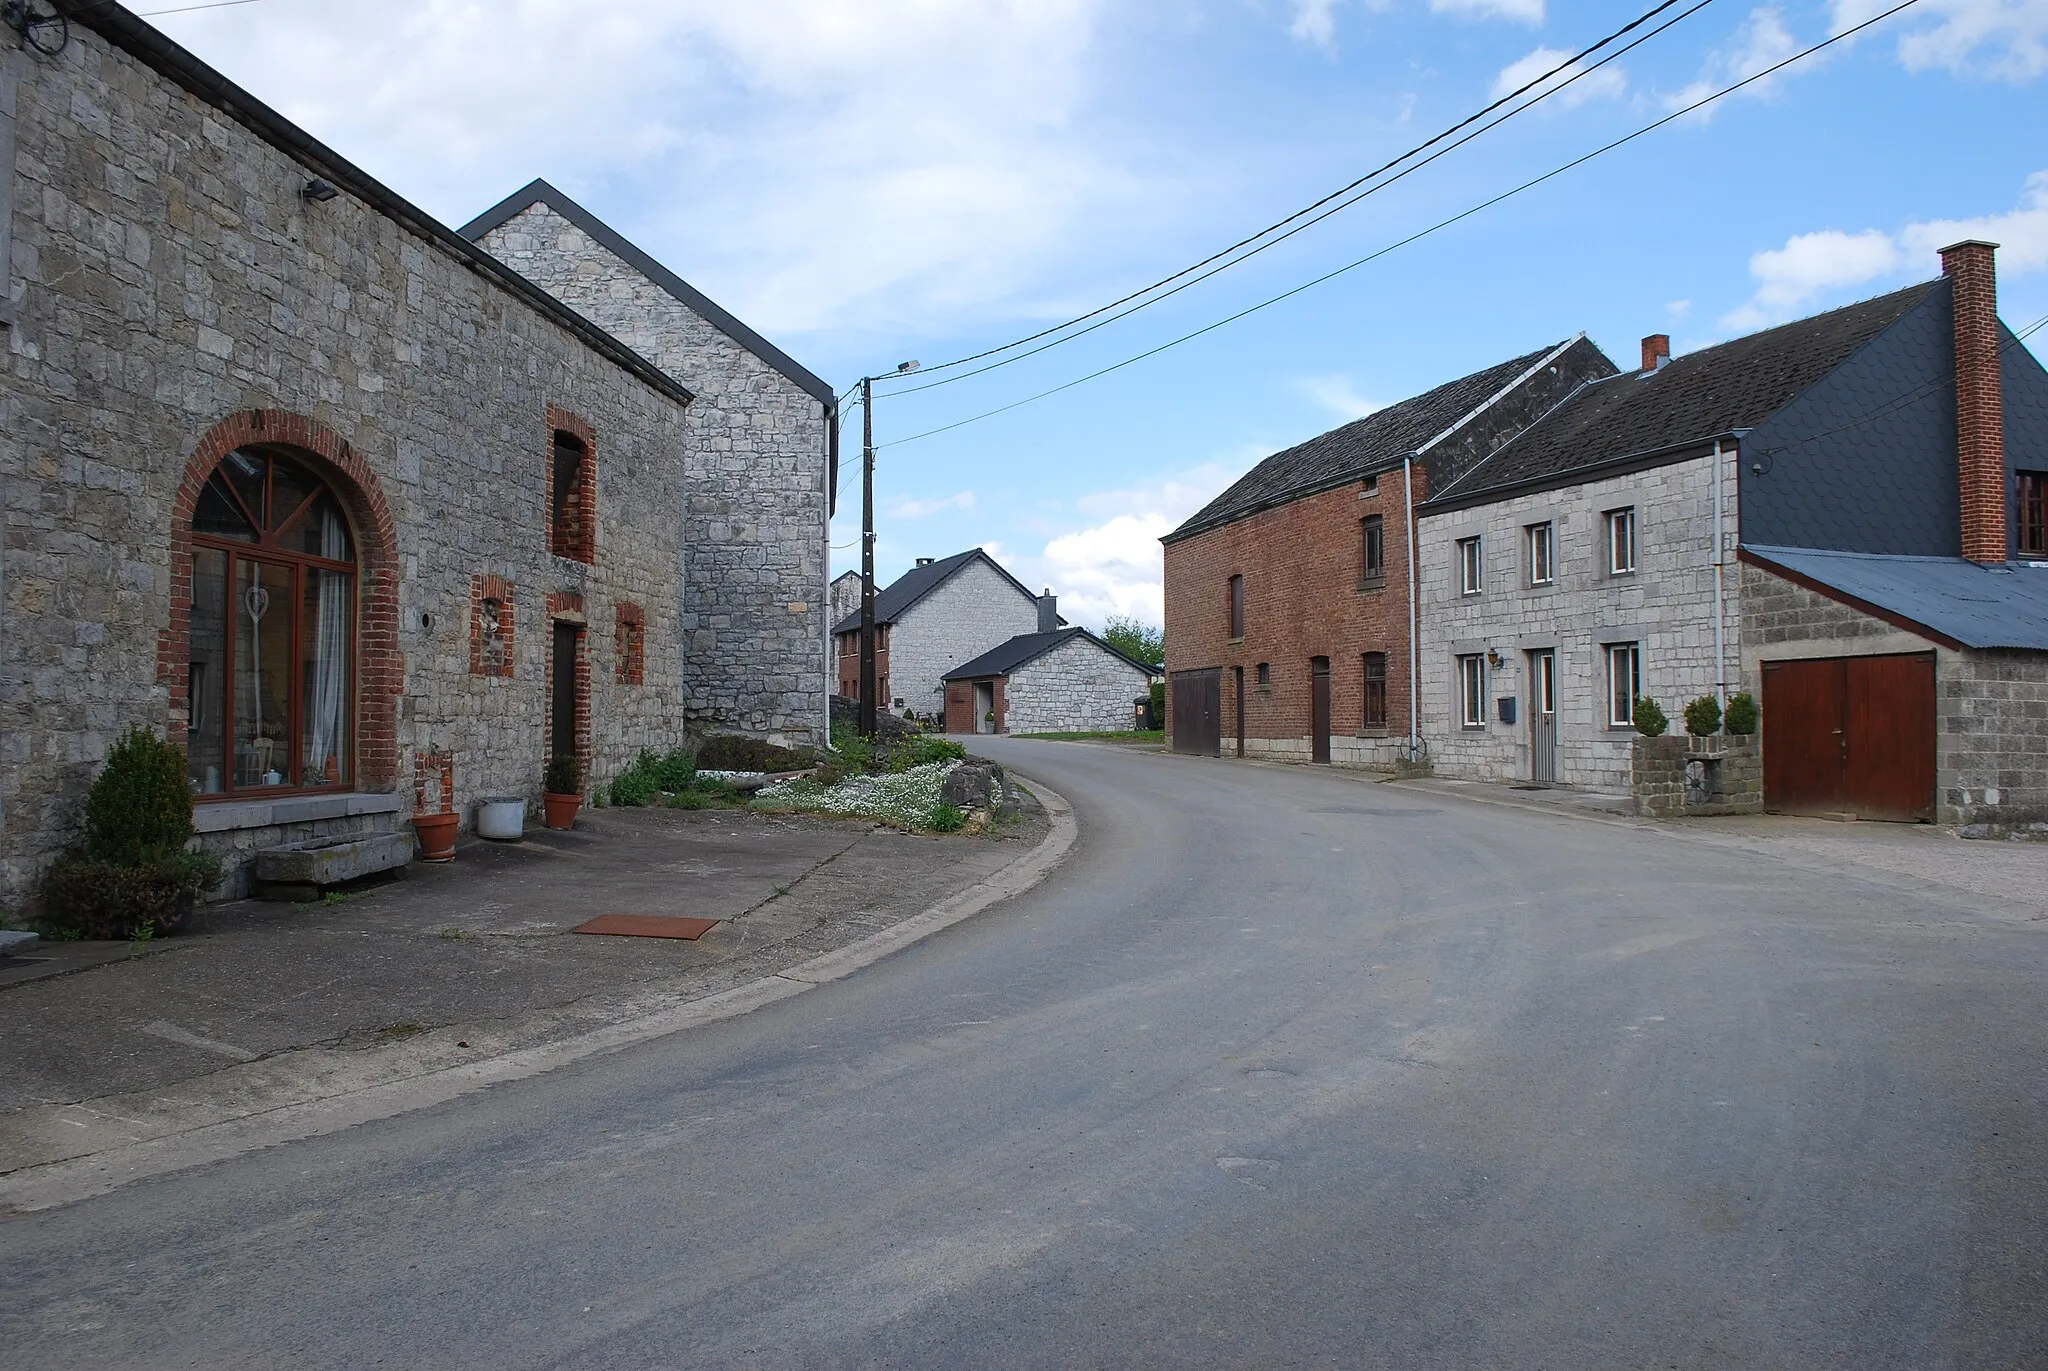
left=476, top=204, right=830, bottom=747
left=0, top=24, right=693, bottom=902
left=1002, top=638, right=1153, bottom=733
left=1631, top=734, right=1763, bottom=817
left=1420, top=448, right=1739, bottom=791
left=889, top=559, right=1043, bottom=714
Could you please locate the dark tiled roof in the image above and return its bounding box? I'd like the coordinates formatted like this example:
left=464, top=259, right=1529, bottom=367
left=831, top=548, right=1044, bottom=635
left=943, top=629, right=1157, bottom=681
left=1429, top=282, right=1942, bottom=508
left=1745, top=545, right=2048, bottom=650
left=1164, top=342, right=1574, bottom=543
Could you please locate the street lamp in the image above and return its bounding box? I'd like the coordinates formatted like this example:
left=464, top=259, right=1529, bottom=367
left=857, top=361, right=921, bottom=738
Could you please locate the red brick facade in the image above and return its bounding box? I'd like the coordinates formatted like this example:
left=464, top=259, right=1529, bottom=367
left=615, top=601, right=646, bottom=685
left=1162, top=471, right=1423, bottom=757
left=161, top=409, right=404, bottom=792
left=469, top=574, right=517, bottom=677
left=835, top=626, right=891, bottom=702
left=545, top=404, right=598, bottom=564
left=1941, top=241, right=2007, bottom=563
left=546, top=592, right=593, bottom=765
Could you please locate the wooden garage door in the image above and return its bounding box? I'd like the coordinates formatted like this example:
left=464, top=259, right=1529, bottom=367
left=1762, top=653, right=1935, bottom=822
left=1169, top=668, right=1222, bottom=757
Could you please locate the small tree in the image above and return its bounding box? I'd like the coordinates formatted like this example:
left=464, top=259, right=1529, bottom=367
left=1724, top=692, right=1759, bottom=736
left=1632, top=696, right=1669, bottom=737
left=544, top=753, right=583, bottom=795
left=85, top=727, right=194, bottom=866
left=1103, top=615, right=1165, bottom=668
left=1683, top=694, right=1723, bottom=737
left=43, top=727, right=220, bottom=938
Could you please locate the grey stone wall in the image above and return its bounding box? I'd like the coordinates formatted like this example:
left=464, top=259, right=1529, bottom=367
left=476, top=205, right=829, bottom=748
left=1631, top=734, right=1762, bottom=817
left=0, top=26, right=695, bottom=903
left=1740, top=563, right=2048, bottom=826
left=889, top=559, right=1043, bottom=713
left=1003, top=638, right=1152, bottom=733
left=1420, top=448, right=1739, bottom=791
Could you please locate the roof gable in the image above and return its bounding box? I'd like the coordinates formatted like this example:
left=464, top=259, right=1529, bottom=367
left=943, top=628, right=1158, bottom=681
left=831, top=548, right=1045, bottom=635
left=459, top=179, right=835, bottom=407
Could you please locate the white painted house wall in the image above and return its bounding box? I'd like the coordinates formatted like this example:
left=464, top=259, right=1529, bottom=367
left=889, top=560, right=1044, bottom=713
left=1418, top=447, right=1738, bottom=791
left=1004, top=638, right=1153, bottom=733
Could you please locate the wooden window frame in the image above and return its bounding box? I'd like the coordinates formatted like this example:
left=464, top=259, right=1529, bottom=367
left=1457, top=654, right=1486, bottom=728
left=1526, top=521, right=1554, bottom=586
left=1605, top=507, right=1637, bottom=576
left=1457, top=536, right=1483, bottom=596
left=1227, top=573, right=1245, bottom=640
left=1360, top=515, right=1385, bottom=588
left=1362, top=651, right=1388, bottom=730
left=1605, top=641, right=1641, bottom=727
left=2019, top=471, right=2047, bottom=557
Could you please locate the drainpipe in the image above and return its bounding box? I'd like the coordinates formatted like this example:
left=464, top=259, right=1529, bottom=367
left=1404, top=455, right=1419, bottom=764
left=1712, top=437, right=1726, bottom=711
left=821, top=399, right=838, bottom=752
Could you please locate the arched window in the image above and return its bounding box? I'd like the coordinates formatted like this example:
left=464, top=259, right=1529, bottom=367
left=184, top=447, right=357, bottom=796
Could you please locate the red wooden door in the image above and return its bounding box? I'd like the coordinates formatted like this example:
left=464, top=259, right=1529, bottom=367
left=1310, top=657, right=1332, bottom=763
left=1764, top=658, right=1847, bottom=814
left=1170, top=669, right=1222, bottom=757
left=1845, top=654, right=1936, bottom=821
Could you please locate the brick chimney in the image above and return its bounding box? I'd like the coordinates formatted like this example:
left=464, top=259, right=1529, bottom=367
left=1641, top=334, right=1670, bottom=373
left=1037, top=590, right=1059, bottom=633
left=1942, top=240, right=2007, bottom=564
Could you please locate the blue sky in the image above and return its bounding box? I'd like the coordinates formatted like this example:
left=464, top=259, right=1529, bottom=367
left=160, top=0, right=2048, bottom=627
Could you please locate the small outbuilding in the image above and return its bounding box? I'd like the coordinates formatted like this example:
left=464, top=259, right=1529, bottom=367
left=943, top=630, right=1157, bottom=735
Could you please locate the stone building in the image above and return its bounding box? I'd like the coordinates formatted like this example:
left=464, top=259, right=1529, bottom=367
left=942, top=627, right=1155, bottom=735
left=1418, top=242, right=2048, bottom=824
left=833, top=548, right=1056, bottom=717
left=0, top=6, right=833, bottom=901
left=1160, top=339, right=1615, bottom=763
left=462, top=181, right=836, bottom=748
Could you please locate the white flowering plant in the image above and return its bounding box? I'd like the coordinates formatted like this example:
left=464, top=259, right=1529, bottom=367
left=752, top=760, right=960, bottom=831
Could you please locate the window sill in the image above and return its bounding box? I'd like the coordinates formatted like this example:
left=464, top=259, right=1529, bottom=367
left=1527, top=579, right=1555, bottom=591
left=1607, top=569, right=1637, bottom=580
left=1227, top=636, right=1245, bottom=647
left=192, top=791, right=404, bottom=834
left=1460, top=723, right=1487, bottom=731
left=1356, top=576, right=1386, bottom=592
left=1355, top=727, right=1390, bottom=738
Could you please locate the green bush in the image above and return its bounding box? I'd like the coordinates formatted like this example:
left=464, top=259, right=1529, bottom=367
left=908, top=737, right=966, bottom=767
left=608, top=750, right=662, bottom=807
left=544, top=753, right=583, bottom=795
left=928, top=803, right=967, bottom=833
left=1724, top=691, right=1759, bottom=735
left=86, top=727, right=194, bottom=866
left=42, top=728, right=220, bottom=939
left=653, top=746, right=696, bottom=791
left=1683, top=695, right=1723, bottom=737
left=1632, top=696, right=1669, bottom=737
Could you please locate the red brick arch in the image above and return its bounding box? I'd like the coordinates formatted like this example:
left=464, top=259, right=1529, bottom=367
left=158, top=410, right=404, bottom=791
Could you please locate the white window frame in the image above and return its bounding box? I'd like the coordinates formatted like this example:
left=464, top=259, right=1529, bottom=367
left=1605, top=642, right=1641, bottom=727
left=1457, top=654, right=1486, bottom=728
left=1526, top=521, right=1554, bottom=586
left=1606, top=507, right=1637, bottom=576
left=1457, top=536, right=1483, bottom=596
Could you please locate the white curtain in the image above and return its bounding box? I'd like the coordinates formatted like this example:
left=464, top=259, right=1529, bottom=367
left=306, top=507, right=352, bottom=783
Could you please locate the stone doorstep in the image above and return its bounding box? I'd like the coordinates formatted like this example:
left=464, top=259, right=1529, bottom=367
left=254, top=831, right=414, bottom=900
left=0, top=930, right=40, bottom=957
left=193, top=790, right=405, bottom=835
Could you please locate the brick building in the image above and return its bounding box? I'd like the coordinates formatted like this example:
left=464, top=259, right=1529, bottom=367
left=942, top=625, right=1155, bottom=735
left=0, top=6, right=833, bottom=900
left=1160, top=340, right=1614, bottom=763
left=833, top=548, right=1054, bottom=718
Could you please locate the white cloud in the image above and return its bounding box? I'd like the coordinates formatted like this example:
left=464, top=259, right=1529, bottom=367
left=1661, top=6, right=1804, bottom=117
left=886, top=490, right=978, bottom=519
left=1720, top=171, right=2048, bottom=330
left=1291, top=0, right=1342, bottom=47
left=1431, top=0, right=1545, bottom=24
left=1296, top=374, right=1385, bottom=420
left=1666, top=299, right=1693, bottom=319
left=150, top=0, right=1156, bottom=337
left=1833, top=0, right=2048, bottom=81
left=1489, top=47, right=1629, bottom=108
left=1006, top=463, right=1237, bottom=627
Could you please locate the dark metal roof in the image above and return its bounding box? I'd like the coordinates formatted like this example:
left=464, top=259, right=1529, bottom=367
left=1430, top=281, right=1942, bottom=509
left=1163, top=341, right=1576, bottom=544
left=943, top=628, right=1157, bottom=681
left=1744, top=545, right=2048, bottom=651
left=459, top=179, right=837, bottom=408
left=830, top=548, right=1047, bottom=635
left=54, top=2, right=694, bottom=411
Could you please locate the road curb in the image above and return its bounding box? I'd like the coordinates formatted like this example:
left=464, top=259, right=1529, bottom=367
left=0, top=776, right=1078, bottom=1214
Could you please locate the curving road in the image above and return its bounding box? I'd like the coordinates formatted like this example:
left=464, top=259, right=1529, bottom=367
left=6, top=740, right=2047, bottom=1368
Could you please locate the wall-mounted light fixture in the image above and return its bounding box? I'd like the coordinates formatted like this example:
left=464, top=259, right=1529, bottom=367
left=1486, top=649, right=1504, bottom=669
left=300, top=178, right=339, bottom=203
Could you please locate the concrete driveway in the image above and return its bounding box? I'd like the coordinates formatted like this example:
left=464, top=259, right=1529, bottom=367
left=4, top=739, right=2045, bottom=1368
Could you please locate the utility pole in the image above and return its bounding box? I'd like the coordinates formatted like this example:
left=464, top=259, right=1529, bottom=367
left=857, top=375, right=877, bottom=738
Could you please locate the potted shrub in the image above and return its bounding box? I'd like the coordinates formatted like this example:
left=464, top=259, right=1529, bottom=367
left=41, top=727, right=222, bottom=939
left=1724, top=691, right=1759, bottom=736
left=1632, top=696, right=1669, bottom=737
left=543, top=754, right=584, bottom=830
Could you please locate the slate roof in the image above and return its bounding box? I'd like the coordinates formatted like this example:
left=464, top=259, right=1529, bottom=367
left=830, top=549, right=1049, bottom=635
left=942, top=629, right=1158, bottom=681
left=1163, top=342, right=1574, bottom=543
left=1744, top=545, right=2048, bottom=651
left=1428, top=281, right=1942, bottom=509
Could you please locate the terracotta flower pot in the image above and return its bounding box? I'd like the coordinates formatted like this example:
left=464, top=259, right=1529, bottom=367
left=411, top=811, right=459, bottom=862
left=542, top=791, right=583, bottom=831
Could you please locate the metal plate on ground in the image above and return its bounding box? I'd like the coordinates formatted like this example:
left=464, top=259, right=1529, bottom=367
left=571, top=915, right=721, bottom=940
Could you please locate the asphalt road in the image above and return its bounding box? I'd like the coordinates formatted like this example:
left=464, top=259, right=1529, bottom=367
left=6, top=741, right=2047, bottom=1369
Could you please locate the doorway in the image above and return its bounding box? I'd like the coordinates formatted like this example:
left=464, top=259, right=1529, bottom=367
left=1233, top=665, right=1246, bottom=758
left=1762, top=653, right=1934, bottom=820
left=1528, top=649, right=1557, bottom=785
left=1168, top=668, right=1221, bottom=756
left=550, top=621, right=583, bottom=763
left=1310, top=656, right=1331, bottom=764
left=973, top=680, right=996, bottom=734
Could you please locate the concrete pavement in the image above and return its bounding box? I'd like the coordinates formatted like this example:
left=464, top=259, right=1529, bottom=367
left=4, top=739, right=2046, bottom=1368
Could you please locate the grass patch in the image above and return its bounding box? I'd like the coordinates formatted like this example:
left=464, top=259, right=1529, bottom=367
left=1011, top=729, right=1164, bottom=743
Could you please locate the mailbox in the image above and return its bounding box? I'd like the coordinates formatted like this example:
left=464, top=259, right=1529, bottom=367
left=1497, top=696, right=1517, bottom=725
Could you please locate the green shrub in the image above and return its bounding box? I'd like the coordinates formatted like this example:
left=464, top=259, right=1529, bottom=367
left=1683, top=695, right=1723, bottom=737
left=1632, top=697, right=1669, bottom=737
left=1724, top=692, right=1759, bottom=735
left=928, top=803, right=967, bottom=833
left=608, top=750, right=662, bottom=807
left=544, top=753, right=583, bottom=795
left=40, top=728, right=221, bottom=939
left=85, top=727, right=193, bottom=866
left=653, top=746, right=696, bottom=791
left=908, top=737, right=966, bottom=767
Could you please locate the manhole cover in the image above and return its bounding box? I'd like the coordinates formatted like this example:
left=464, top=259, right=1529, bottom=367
left=572, top=915, right=721, bottom=940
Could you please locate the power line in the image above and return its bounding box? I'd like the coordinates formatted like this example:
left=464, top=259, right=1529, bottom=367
left=871, top=0, right=1713, bottom=394
left=134, top=0, right=267, bottom=16
left=879, top=0, right=1926, bottom=452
